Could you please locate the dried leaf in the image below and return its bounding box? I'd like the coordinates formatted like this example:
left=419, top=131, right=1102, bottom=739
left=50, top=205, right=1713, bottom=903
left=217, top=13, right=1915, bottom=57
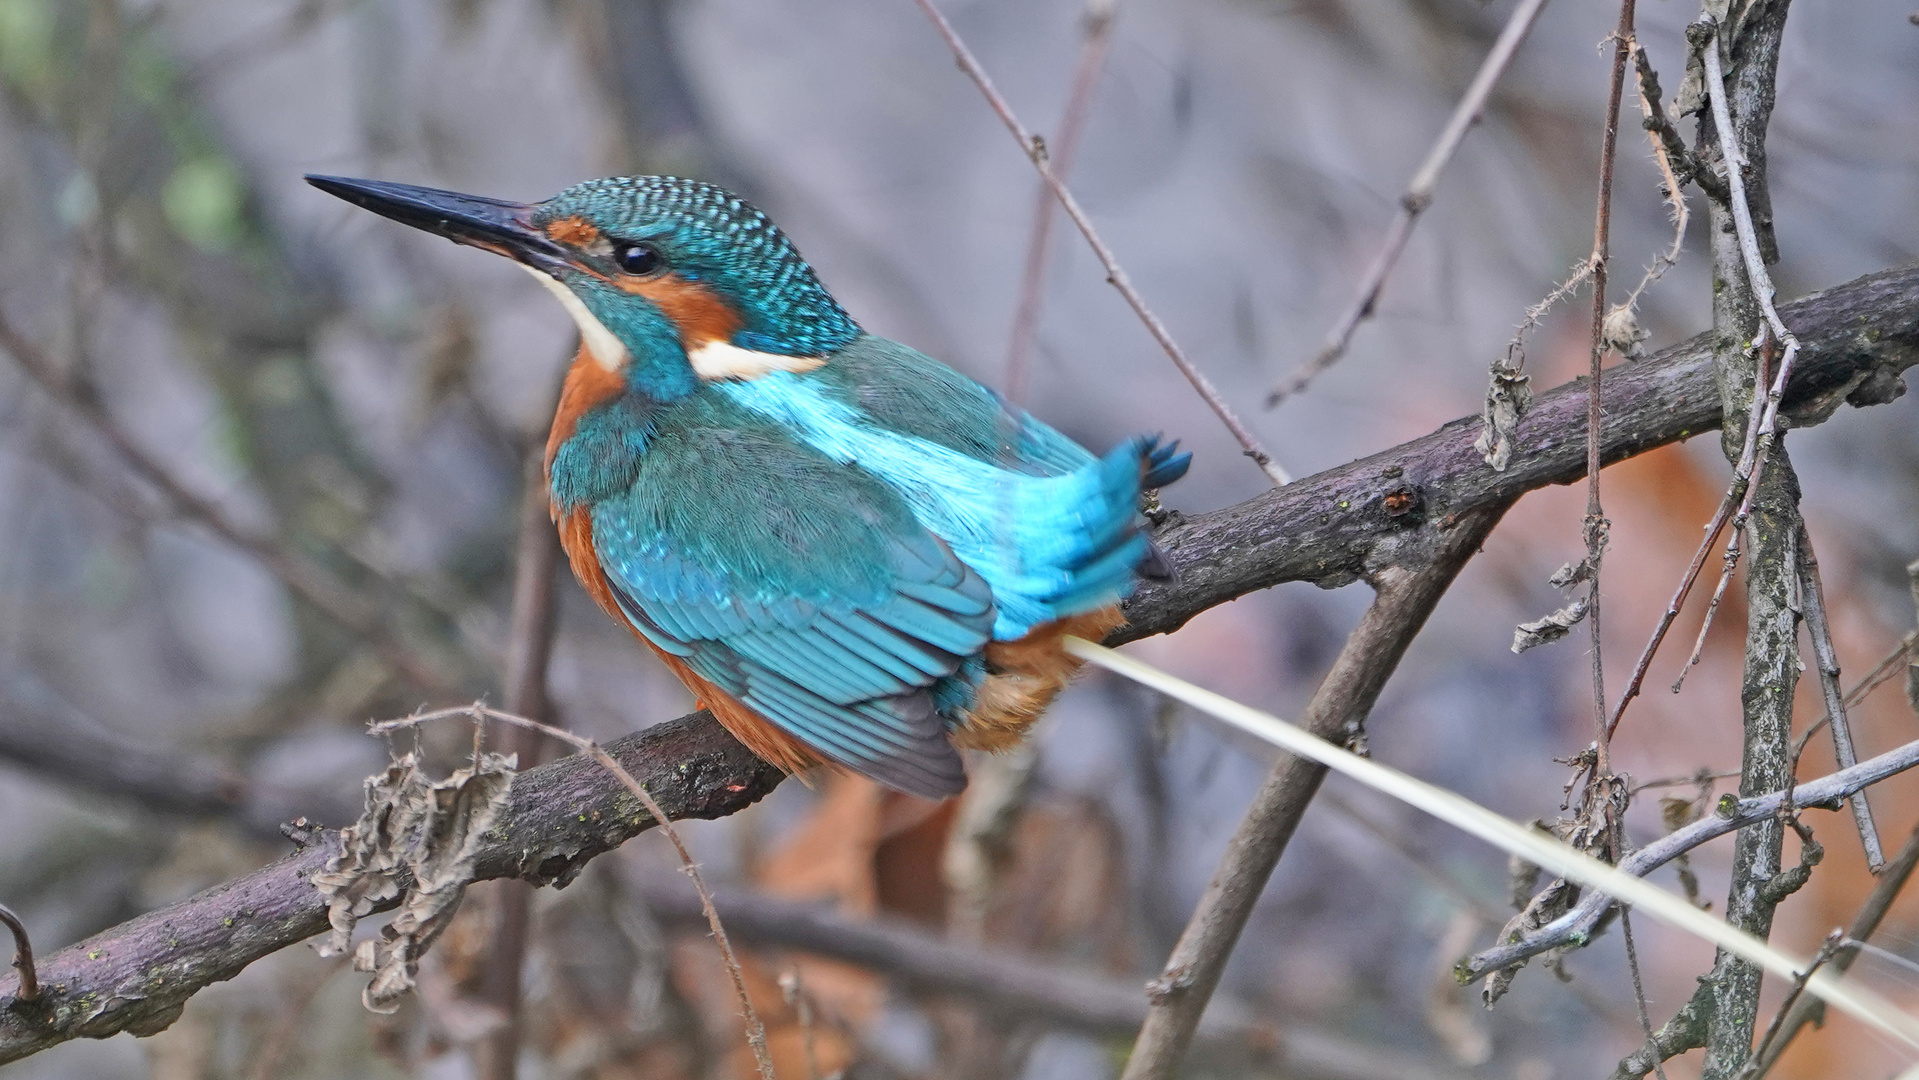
left=1548, top=559, right=1596, bottom=590
left=311, top=748, right=516, bottom=1014
left=1602, top=303, right=1649, bottom=359
left=1472, top=364, right=1533, bottom=472
left=1511, top=598, right=1590, bottom=654
left=1482, top=877, right=1579, bottom=1006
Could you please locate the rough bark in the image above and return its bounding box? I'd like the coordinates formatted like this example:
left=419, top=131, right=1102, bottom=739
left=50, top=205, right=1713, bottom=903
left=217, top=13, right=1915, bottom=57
left=0, top=263, right=1915, bottom=1063
left=1693, top=2, right=1801, bottom=1074
left=0, top=712, right=782, bottom=1065
left=1120, top=264, right=1918, bottom=641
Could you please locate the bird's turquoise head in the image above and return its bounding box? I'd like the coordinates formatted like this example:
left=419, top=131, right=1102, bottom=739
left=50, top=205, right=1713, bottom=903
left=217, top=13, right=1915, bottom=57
left=306, top=174, right=861, bottom=401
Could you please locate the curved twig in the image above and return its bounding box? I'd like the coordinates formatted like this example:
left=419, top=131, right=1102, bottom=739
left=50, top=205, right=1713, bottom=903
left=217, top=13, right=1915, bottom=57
left=0, top=905, right=36, bottom=1004
left=1461, top=736, right=1919, bottom=979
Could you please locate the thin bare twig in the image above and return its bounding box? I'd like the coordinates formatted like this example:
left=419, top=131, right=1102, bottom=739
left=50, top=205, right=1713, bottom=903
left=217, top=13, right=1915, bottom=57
left=1504, top=259, right=1595, bottom=373
left=1003, top=0, right=1117, bottom=406
left=1119, top=505, right=1510, bottom=1080
left=1620, top=43, right=1691, bottom=317
left=1460, top=733, right=1919, bottom=978
left=910, top=0, right=1289, bottom=485
left=0, top=904, right=37, bottom=1003
left=1630, top=43, right=1725, bottom=204
left=1739, top=928, right=1845, bottom=1079
left=1749, top=819, right=1919, bottom=1076
left=1264, top=0, right=1551, bottom=408
left=1795, top=525, right=1884, bottom=869
left=471, top=446, right=565, bottom=1080
left=1700, top=18, right=1800, bottom=372
left=1581, top=0, right=1638, bottom=784
left=1671, top=17, right=1809, bottom=679
left=375, top=706, right=777, bottom=1080
left=1621, top=911, right=1673, bottom=1080
left=1794, top=633, right=1919, bottom=758
left=0, top=305, right=464, bottom=693
left=1668, top=332, right=1773, bottom=696
left=1606, top=393, right=1755, bottom=731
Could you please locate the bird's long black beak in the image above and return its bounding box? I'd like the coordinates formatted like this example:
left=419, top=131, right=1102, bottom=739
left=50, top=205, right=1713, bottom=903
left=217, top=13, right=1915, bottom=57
left=305, top=174, right=570, bottom=277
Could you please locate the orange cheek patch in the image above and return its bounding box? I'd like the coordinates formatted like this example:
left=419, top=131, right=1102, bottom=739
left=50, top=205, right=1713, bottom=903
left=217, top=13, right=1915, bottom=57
left=545, top=216, right=602, bottom=247
left=620, top=273, right=745, bottom=348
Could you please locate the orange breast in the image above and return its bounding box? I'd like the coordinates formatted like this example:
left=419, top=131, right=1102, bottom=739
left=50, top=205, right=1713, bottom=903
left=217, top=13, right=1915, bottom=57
left=544, top=345, right=627, bottom=490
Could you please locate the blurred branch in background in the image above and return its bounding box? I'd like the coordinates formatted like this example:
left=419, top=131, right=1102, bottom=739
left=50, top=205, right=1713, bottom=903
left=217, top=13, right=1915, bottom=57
left=0, top=305, right=475, bottom=694
left=634, top=877, right=1481, bottom=1080
left=0, top=674, right=358, bottom=834
left=911, top=0, right=1290, bottom=486
left=1264, top=0, right=1552, bottom=410
left=469, top=447, right=563, bottom=1080
left=1001, top=0, right=1116, bottom=406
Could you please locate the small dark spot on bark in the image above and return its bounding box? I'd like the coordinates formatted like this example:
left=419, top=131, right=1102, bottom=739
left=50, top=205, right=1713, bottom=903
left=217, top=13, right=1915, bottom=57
left=1381, top=484, right=1420, bottom=518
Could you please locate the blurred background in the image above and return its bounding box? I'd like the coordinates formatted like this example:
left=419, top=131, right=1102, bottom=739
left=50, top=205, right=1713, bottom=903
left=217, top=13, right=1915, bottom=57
left=2, top=0, right=1918, bottom=1077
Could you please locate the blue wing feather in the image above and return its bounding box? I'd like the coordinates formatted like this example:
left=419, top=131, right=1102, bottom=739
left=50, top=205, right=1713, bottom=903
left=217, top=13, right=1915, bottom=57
left=589, top=420, right=994, bottom=798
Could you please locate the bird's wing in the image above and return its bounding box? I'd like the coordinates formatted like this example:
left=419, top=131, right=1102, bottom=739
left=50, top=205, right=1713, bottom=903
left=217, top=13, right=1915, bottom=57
left=588, top=421, right=995, bottom=798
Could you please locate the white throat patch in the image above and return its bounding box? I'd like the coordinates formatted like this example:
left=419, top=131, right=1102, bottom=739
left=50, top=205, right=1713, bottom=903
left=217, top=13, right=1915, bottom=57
left=521, top=265, right=630, bottom=373
left=686, top=340, right=826, bottom=381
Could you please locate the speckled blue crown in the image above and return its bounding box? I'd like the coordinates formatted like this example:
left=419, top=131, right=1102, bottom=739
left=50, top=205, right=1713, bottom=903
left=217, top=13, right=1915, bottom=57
left=537, top=176, right=861, bottom=357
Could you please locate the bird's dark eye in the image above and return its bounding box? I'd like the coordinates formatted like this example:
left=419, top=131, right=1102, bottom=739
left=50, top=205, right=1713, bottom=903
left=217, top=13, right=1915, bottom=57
left=614, top=242, right=661, bottom=276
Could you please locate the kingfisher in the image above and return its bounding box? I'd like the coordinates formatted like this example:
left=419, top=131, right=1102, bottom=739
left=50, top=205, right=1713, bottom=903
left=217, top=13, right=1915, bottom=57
left=308, top=173, right=1189, bottom=799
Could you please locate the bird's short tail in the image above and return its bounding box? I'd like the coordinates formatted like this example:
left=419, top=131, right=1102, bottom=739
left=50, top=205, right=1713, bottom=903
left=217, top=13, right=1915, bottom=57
left=1137, top=434, right=1192, bottom=489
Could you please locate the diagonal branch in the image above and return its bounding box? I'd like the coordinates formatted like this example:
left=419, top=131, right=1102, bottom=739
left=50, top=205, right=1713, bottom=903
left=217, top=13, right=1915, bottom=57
left=1795, top=524, right=1884, bottom=870
left=0, top=264, right=1915, bottom=1065
left=1118, top=503, right=1510, bottom=1079
left=1002, top=0, right=1117, bottom=406
left=910, top=0, right=1289, bottom=485
left=0, top=307, right=470, bottom=695
left=1265, top=0, right=1553, bottom=408
left=0, top=711, right=785, bottom=1065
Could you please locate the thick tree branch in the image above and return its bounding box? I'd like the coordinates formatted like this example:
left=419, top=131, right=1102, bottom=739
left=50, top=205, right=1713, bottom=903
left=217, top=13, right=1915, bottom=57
left=1120, top=503, right=1510, bottom=1079
left=1693, top=6, right=1800, bottom=1075
left=1120, top=264, right=1919, bottom=642
left=0, top=712, right=783, bottom=1065
left=0, top=264, right=1914, bottom=1063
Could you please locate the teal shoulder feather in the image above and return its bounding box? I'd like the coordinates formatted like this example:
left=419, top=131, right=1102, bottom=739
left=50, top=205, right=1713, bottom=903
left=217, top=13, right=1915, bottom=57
left=588, top=394, right=993, bottom=797
left=808, top=335, right=1093, bottom=476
